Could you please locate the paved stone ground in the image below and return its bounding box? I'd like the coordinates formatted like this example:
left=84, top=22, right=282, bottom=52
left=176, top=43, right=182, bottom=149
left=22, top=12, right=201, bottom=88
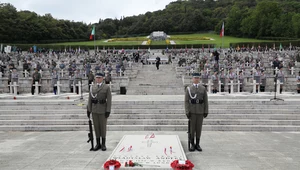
left=1, top=131, right=299, bottom=170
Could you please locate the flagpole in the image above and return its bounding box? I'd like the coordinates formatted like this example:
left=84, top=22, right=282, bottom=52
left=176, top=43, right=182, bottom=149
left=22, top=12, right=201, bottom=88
left=94, top=25, right=96, bottom=55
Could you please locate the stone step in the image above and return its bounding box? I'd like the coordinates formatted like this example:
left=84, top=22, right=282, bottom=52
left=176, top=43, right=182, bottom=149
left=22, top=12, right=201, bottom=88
left=1, top=108, right=299, bottom=114
left=1, top=119, right=300, bottom=126
left=0, top=124, right=299, bottom=131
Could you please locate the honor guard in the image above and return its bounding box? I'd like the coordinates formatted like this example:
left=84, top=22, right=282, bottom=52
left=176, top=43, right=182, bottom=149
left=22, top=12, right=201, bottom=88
left=185, top=73, right=209, bottom=152
left=87, top=73, right=112, bottom=151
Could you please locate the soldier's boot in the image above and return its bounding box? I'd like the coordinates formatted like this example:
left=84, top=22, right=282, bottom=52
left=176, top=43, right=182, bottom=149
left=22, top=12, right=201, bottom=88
left=93, top=138, right=101, bottom=151
left=101, top=138, right=107, bottom=151
left=195, top=138, right=202, bottom=152
left=280, top=88, right=282, bottom=94
left=298, top=90, right=300, bottom=93
left=189, top=138, right=195, bottom=152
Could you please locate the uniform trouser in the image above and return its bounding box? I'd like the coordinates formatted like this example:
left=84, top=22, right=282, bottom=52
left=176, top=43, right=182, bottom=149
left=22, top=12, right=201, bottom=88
left=92, top=113, right=107, bottom=138
left=221, top=85, right=225, bottom=92
left=156, top=63, right=160, bottom=70
left=190, top=114, right=204, bottom=138
left=53, top=86, right=57, bottom=94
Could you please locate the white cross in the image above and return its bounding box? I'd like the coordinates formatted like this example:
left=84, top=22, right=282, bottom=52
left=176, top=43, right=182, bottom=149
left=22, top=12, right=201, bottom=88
left=218, top=80, right=223, bottom=93
left=190, top=68, right=195, bottom=74
left=23, top=70, right=29, bottom=78
left=276, top=80, right=283, bottom=94
left=258, top=61, right=261, bottom=67
left=108, top=82, right=114, bottom=90
left=186, top=69, right=190, bottom=76
left=270, top=61, right=273, bottom=67
left=237, top=80, right=242, bottom=93
left=104, top=69, right=109, bottom=76
left=8, top=82, right=19, bottom=95
left=54, top=81, right=62, bottom=95
left=289, top=67, right=295, bottom=75
left=72, top=82, right=76, bottom=94
left=206, top=80, right=213, bottom=93
left=0, top=72, right=3, bottom=78
left=60, top=69, right=64, bottom=78
left=128, top=61, right=133, bottom=68
left=118, top=69, right=123, bottom=77
left=252, top=80, right=260, bottom=93
left=39, top=70, right=43, bottom=77
left=274, top=67, right=279, bottom=75
left=295, top=61, right=297, bottom=66
left=33, top=81, right=41, bottom=95
left=245, top=62, right=250, bottom=67
left=228, top=80, right=235, bottom=93
left=76, top=81, right=83, bottom=96
left=206, top=68, right=211, bottom=74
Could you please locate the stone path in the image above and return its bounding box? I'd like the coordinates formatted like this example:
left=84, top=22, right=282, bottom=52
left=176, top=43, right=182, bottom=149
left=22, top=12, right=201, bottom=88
left=0, top=131, right=299, bottom=170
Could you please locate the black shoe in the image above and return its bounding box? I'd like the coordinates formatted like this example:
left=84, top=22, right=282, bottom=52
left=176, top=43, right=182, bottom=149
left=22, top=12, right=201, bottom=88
left=189, top=138, right=195, bottom=152
left=102, top=137, right=107, bottom=151
left=195, top=138, right=202, bottom=152
left=93, top=138, right=101, bottom=151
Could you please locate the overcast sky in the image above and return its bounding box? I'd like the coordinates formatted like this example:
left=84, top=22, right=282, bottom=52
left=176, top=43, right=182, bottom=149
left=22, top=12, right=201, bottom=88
left=2, top=0, right=175, bottom=24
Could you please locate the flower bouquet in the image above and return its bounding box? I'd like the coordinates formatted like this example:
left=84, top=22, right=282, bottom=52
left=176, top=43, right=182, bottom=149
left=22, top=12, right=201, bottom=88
left=103, top=159, right=121, bottom=170
left=124, top=160, right=143, bottom=167
left=170, top=160, right=194, bottom=170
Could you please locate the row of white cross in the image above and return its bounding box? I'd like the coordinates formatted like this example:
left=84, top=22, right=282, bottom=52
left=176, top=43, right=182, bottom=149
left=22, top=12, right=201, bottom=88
left=7, top=81, right=114, bottom=96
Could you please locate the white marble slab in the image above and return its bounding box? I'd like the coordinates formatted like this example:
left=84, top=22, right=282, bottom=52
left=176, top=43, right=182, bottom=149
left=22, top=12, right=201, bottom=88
left=104, top=134, right=187, bottom=170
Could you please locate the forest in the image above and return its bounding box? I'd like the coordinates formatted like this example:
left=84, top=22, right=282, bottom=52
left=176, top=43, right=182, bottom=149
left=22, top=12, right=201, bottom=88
left=1, top=0, right=300, bottom=43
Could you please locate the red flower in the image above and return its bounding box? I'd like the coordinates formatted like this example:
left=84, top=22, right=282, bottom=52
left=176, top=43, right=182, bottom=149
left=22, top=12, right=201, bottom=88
left=170, top=160, right=194, bottom=170
left=103, top=160, right=121, bottom=170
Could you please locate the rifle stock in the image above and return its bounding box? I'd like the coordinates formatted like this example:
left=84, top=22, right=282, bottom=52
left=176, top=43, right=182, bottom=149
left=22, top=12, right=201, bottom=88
left=87, top=118, right=94, bottom=151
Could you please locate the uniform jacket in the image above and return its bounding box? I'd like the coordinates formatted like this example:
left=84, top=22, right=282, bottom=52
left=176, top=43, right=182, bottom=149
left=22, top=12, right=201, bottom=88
left=185, top=84, right=208, bottom=115
left=87, top=83, right=112, bottom=114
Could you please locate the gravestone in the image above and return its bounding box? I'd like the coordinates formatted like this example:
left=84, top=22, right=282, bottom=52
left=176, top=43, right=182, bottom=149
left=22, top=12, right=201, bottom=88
left=104, top=135, right=187, bottom=169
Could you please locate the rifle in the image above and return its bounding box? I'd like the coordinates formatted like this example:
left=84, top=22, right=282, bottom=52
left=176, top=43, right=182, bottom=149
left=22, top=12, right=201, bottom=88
left=188, top=119, right=191, bottom=151
left=87, top=117, right=94, bottom=151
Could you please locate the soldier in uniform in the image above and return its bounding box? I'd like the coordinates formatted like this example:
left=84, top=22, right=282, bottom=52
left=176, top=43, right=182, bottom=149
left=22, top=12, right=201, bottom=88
left=51, top=69, right=59, bottom=95
left=185, top=73, right=209, bottom=152
left=87, top=73, right=112, bottom=151
left=31, top=68, right=41, bottom=95
left=202, top=70, right=209, bottom=90
left=211, top=71, right=218, bottom=93
left=219, top=69, right=226, bottom=92
left=260, top=70, right=266, bottom=92
left=88, top=71, right=94, bottom=87
left=155, top=56, right=161, bottom=70
left=297, top=71, right=300, bottom=93
left=69, top=73, right=74, bottom=93
left=277, top=67, right=285, bottom=94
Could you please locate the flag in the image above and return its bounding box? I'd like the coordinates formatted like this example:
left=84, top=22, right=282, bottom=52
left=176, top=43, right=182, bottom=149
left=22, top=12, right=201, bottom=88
left=220, top=22, right=224, bottom=37
left=90, top=25, right=95, bottom=40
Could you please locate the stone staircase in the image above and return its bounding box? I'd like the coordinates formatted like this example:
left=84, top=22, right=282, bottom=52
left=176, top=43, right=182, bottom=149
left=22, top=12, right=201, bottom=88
left=126, top=65, right=184, bottom=95
left=0, top=95, right=299, bottom=132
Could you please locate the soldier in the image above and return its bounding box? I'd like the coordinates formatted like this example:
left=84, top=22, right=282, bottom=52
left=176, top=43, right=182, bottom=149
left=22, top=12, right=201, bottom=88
left=202, top=70, right=209, bottom=90
left=297, top=71, right=300, bottom=93
left=185, top=73, right=209, bottom=152
left=88, top=71, right=94, bottom=87
left=51, top=69, right=59, bottom=95
left=31, top=68, right=41, bottom=95
left=211, top=71, right=218, bottom=93
left=260, top=70, right=266, bottom=92
left=87, top=73, right=112, bottom=151
left=277, top=67, right=285, bottom=94
left=155, top=56, right=161, bottom=70
left=219, top=69, right=226, bottom=92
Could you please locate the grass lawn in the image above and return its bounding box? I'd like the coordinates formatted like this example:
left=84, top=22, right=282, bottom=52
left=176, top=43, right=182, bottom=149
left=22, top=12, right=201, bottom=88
left=49, top=33, right=274, bottom=48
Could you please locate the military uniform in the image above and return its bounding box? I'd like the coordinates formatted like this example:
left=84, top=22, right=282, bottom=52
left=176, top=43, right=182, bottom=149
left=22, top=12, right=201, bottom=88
left=185, top=73, right=209, bottom=152
left=87, top=73, right=112, bottom=151
left=260, top=72, right=266, bottom=92
left=238, top=72, right=244, bottom=92
left=297, top=72, right=300, bottom=93
left=219, top=72, right=226, bottom=92
left=227, top=70, right=236, bottom=93
left=211, top=73, right=218, bottom=93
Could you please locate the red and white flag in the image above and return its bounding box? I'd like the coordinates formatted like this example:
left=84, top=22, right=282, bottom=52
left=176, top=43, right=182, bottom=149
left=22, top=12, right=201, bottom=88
left=220, top=22, right=224, bottom=37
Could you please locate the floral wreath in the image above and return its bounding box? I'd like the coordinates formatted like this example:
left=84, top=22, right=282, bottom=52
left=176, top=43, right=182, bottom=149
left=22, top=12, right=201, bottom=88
left=170, top=160, right=194, bottom=170
left=103, top=160, right=121, bottom=170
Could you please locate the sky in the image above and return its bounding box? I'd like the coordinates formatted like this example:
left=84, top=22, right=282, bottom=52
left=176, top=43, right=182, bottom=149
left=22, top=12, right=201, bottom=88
left=2, top=0, right=175, bottom=24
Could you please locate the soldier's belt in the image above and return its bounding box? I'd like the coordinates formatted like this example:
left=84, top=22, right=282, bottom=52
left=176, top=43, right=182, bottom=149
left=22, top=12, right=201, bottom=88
left=91, top=99, right=106, bottom=104
left=189, top=99, right=204, bottom=104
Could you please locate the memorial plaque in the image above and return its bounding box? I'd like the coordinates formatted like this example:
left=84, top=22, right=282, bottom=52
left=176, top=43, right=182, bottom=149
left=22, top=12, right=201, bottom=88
left=104, top=134, right=187, bottom=170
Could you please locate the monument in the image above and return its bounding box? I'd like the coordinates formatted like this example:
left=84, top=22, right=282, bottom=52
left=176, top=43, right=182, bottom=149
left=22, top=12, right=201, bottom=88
left=104, top=134, right=187, bottom=169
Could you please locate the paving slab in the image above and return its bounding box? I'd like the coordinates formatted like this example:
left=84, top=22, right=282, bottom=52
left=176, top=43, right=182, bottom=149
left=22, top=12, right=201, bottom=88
left=0, top=131, right=300, bottom=170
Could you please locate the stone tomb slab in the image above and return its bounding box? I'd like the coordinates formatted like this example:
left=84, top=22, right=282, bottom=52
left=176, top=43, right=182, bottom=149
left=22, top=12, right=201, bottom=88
left=104, top=135, right=187, bottom=170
